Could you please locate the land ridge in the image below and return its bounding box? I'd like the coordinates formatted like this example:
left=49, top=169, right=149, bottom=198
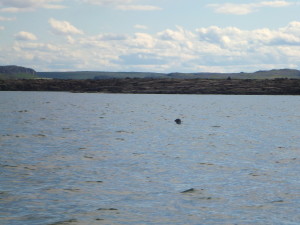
left=1, top=65, right=300, bottom=80
left=1, top=78, right=300, bottom=95
left=37, top=68, right=300, bottom=80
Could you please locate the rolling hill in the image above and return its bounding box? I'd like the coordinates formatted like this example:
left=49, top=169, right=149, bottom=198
left=1, top=65, right=300, bottom=80
left=37, top=69, right=300, bottom=80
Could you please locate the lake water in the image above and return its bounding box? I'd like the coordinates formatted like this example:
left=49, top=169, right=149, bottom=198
left=0, top=92, right=300, bottom=225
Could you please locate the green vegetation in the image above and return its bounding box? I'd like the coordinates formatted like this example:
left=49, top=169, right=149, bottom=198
left=0, top=65, right=37, bottom=80
left=0, top=73, right=38, bottom=80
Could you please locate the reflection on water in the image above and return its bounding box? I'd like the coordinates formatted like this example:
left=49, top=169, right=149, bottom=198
left=0, top=92, right=300, bottom=225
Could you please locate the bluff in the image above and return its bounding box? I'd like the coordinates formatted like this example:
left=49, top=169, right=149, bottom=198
left=0, top=65, right=36, bottom=75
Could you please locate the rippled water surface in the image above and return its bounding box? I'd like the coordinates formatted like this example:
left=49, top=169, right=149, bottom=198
left=1, top=92, right=300, bottom=225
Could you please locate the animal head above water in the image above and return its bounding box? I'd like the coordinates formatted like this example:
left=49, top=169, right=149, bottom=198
left=175, top=118, right=181, bottom=124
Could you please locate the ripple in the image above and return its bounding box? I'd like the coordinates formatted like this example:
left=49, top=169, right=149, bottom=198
left=1, top=93, right=300, bottom=225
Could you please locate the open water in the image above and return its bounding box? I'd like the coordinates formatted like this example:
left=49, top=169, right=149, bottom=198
left=0, top=92, right=300, bottom=225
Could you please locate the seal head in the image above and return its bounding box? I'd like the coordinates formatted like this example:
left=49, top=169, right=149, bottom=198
left=175, top=119, right=181, bottom=124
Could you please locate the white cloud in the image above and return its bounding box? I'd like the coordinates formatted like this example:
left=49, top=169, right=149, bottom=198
left=66, top=35, right=75, bottom=44
left=0, top=16, right=16, bottom=21
left=208, top=1, right=295, bottom=15
left=83, top=0, right=133, bottom=6
left=0, top=0, right=64, bottom=8
left=208, top=3, right=255, bottom=15
left=196, top=22, right=300, bottom=48
left=0, top=7, right=33, bottom=13
left=0, top=0, right=66, bottom=12
left=15, top=31, right=37, bottom=41
left=13, top=42, right=60, bottom=51
left=97, top=33, right=128, bottom=41
left=49, top=18, right=84, bottom=35
left=0, top=26, right=4, bottom=30
left=134, top=24, right=148, bottom=30
left=83, top=0, right=161, bottom=11
left=116, top=5, right=161, bottom=11
left=280, top=21, right=300, bottom=35
left=131, top=33, right=156, bottom=48
left=158, top=26, right=196, bottom=42
left=4, top=21, right=300, bottom=72
left=260, top=1, right=291, bottom=7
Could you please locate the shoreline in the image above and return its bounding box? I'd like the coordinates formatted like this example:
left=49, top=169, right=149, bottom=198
left=1, top=78, right=300, bottom=95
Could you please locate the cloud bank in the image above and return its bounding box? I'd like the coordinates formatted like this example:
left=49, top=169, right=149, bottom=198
left=0, top=16, right=16, bottom=21
left=84, top=0, right=162, bottom=11
left=3, top=21, right=300, bottom=72
left=208, top=1, right=296, bottom=15
left=49, top=18, right=84, bottom=35
left=0, top=0, right=66, bottom=12
left=15, top=31, right=37, bottom=41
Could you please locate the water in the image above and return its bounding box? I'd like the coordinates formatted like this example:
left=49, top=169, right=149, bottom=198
left=0, top=92, right=300, bottom=225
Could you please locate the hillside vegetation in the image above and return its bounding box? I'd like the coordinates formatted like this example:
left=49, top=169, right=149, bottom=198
left=1, top=78, right=300, bottom=95
left=0, top=73, right=38, bottom=79
left=0, top=65, right=37, bottom=79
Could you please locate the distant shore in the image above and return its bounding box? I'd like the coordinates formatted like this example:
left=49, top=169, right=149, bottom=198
left=1, top=78, right=300, bottom=95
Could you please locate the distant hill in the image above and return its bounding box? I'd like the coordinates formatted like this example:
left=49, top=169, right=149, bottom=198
left=166, top=69, right=300, bottom=79
left=37, top=71, right=166, bottom=80
left=37, top=69, right=300, bottom=80
left=1, top=65, right=300, bottom=80
left=0, top=65, right=37, bottom=79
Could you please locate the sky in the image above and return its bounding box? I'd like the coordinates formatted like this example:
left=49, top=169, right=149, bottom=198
left=0, top=0, right=300, bottom=73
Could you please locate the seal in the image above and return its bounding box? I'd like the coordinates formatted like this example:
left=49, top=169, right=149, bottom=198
left=175, top=118, right=181, bottom=124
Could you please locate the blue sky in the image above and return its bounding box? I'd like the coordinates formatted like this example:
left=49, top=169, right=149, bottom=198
left=0, top=0, right=300, bottom=72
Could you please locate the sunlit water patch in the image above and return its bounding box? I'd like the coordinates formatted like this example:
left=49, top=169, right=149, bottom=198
left=0, top=92, right=300, bottom=225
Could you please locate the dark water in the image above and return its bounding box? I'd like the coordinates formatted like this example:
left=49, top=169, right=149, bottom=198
left=0, top=92, right=300, bottom=225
